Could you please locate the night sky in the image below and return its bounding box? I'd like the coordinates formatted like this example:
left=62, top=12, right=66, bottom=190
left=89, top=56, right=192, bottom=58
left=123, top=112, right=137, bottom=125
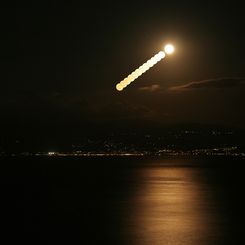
left=2, top=1, right=245, bottom=141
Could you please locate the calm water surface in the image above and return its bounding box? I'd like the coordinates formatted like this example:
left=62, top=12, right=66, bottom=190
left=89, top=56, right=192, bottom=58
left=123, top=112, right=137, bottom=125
left=2, top=157, right=244, bottom=244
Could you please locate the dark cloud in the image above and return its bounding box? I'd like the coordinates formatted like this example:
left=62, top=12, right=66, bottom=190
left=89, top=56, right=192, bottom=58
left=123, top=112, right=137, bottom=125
left=138, top=84, right=161, bottom=92
left=169, top=77, right=245, bottom=91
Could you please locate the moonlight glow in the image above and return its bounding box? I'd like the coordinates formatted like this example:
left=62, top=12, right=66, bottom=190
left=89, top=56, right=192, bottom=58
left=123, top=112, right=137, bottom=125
left=164, top=44, right=175, bottom=54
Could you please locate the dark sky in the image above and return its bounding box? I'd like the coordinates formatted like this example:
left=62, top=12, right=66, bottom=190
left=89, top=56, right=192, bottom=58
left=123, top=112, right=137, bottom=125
left=2, top=1, right=245, bottom=139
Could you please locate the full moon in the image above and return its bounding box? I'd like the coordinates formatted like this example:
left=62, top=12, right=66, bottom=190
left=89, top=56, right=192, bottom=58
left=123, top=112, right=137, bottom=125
left=164, top=44, right=175, bottom=54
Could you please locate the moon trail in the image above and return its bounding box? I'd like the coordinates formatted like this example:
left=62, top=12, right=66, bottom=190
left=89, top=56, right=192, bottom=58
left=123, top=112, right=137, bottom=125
left=116, top=44, right=175, bottom=91
left=116, top=51, right=166, bottom=91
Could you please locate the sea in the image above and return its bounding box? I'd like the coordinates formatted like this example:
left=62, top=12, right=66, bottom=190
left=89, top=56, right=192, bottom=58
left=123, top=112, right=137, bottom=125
left=1, top=156, right=245, bottom=244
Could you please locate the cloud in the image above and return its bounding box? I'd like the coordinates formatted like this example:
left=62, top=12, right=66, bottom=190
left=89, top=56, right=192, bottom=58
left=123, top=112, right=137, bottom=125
left=138, top=84, right=161, bottom=92
left=169, top=77, right=245, bottom=91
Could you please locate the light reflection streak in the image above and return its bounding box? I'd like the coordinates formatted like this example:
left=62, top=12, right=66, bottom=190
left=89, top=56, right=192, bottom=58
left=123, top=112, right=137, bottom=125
left=125, top=166, right=222, bottom=245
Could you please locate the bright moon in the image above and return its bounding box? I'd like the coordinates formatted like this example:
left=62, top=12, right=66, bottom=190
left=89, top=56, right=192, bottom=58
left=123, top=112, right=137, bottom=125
left=164, top=44, right=175, bottom=54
